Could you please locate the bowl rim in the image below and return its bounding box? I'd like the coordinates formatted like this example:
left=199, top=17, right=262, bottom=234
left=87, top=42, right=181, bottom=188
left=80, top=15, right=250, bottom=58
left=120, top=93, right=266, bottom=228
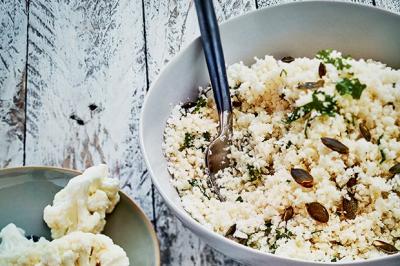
left=0, top=165, right=161, bottom=266
left=140, top=1, right=400, bottom=264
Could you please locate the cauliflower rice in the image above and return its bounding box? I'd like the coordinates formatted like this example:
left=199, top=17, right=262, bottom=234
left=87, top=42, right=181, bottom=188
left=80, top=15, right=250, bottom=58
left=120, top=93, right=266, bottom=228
left=163, top=50, right=400, bottom=262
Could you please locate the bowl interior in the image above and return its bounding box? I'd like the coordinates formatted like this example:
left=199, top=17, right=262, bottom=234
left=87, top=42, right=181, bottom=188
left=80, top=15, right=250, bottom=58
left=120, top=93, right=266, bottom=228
left=0, top=167, right=159, bottom=266
left=141, top=1, right=400, bottom=265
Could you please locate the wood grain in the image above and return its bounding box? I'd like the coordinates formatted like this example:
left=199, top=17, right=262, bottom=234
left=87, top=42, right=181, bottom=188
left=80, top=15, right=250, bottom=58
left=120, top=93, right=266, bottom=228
left=375, top=0, right=400, bottom=13
left=257, top=0, right=374, bottom=8
left=25, top=0, right=153, bottom=218
left=144, top=1, right=255, bottom=265
left=0, top=0, right=27, bottom=167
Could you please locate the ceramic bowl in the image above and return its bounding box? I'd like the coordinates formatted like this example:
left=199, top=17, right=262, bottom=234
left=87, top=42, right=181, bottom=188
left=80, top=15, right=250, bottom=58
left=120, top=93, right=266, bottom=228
left=140, top=1, right=400, bottom=265
left=0, top=166, right=160, bottom=266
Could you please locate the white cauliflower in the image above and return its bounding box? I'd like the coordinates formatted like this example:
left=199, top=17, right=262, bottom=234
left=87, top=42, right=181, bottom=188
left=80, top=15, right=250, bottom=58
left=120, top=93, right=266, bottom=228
left=43, top=164, right=120, bottom=239
left=0, top=224, right=129, bottom=266
left=0, top=223, right=60, bottom=266
left=51, top=231, right=129, bottom=266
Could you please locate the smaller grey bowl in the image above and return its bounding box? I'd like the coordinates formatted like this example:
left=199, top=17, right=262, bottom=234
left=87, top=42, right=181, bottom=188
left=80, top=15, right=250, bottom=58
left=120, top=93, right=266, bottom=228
left=0, top=166, right=160, bottom=266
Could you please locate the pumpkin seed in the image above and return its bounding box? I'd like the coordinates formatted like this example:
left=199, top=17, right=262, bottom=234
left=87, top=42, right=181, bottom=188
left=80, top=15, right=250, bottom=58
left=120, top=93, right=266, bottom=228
left=389, top=162, right=400, bottom=175
left=290, top=168, right=314, bottom=188
left=318, top=62, right=327, bottom=78
left=297, top=80, right=325, bottom=90
left=359, top=122, right=371, bottom=141
left=225, top=224, right=236, bottom=237
left=321, top=137, right=349, bottom=154
left=282, top=206, right=294, bottom=221
left=281, top=56, right=295, bottom=63
left=181, top=101, right=196, bottom=110
left=342, top=195, right=358, bottom=220
left=232, top=101, right=242, bottom=107
left=306, top=202, right=329, bottom=223
left=346, top=177, right=357, bottom=188
left=372, top=240, right=398, bottom=254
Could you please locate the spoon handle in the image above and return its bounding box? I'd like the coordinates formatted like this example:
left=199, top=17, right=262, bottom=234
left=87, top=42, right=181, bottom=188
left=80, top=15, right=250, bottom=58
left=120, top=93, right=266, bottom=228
left=194, top=0, right=232, bottom=114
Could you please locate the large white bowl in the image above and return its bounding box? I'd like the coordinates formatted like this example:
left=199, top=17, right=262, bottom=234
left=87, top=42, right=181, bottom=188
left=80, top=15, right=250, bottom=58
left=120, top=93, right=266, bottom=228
left=140, top=1, right=400, bottom=265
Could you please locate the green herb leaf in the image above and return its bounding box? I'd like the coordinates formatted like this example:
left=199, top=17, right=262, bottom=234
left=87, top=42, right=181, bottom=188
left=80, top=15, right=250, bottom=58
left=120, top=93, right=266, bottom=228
left=316, top=49, right=351, bottom=71
left=286, top=91, right=338, bottom=123
left=247, top=164, right=262, bottom=181
left=202, top=131, right=211, bottom=141
left=193, top=97, right=207, bottom=113
left=275, top=227, right=294, bottom=240
left=179, top=132, right=195, bottom=151
left=377, top=135, right=386, bottom=164
left=285, top=140, right=293, bottom=149
left=236, top=196, right=243, bottom=202
left=336, top=78, right=367, bottom=99
left=280, top=69, right=287, bottom=77
left=188, top=178, right=210, bottom=200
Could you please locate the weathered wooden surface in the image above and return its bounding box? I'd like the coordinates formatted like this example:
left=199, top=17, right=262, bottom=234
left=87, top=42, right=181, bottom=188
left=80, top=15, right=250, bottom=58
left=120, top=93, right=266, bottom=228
left=0, top=0, right=27, bottom=167
left=0, top=0, right=399, bottom=265
left=144, top=1, right=255, bottom=265
left=25, top=0, right=153, bottom=218
left=375, top=0, right=400, bottom=13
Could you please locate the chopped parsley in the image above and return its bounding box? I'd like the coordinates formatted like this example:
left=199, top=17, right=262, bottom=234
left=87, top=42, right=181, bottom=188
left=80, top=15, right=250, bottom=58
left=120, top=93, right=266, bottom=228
left=280, top=69, right=287, bottom=77
left=336, top=78, right=367, bottom=99
left=378, top=135, right=386, bottom=164
left=179, top=132, right=195, bottom=151
left=275, top=227, right=294, bottom=240
left=236, top=196, right=243, bottom=202
left=247, top=164, right=262, bottom=181
left=188, top=179, right=210, bottom=199
left=202, top=131, right=211, bottom=141
left=269, top=227, right=293, bottom=253
left=286, top=91, right=338, bottom=123
left=193, top=97, right=207, bottom=113
left=316, top=49, right=351, bottom=71
left=285, top=140, right=293, bottom=149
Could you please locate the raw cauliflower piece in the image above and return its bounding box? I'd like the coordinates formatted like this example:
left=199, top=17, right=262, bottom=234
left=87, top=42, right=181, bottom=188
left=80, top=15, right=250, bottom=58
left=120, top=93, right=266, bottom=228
left=44, top=164, right=120, bottom=239
left=0, top=224, right=129, bottom=266
left=51, top=231, right=129, bottom=266
left=0, top=223, right=60, bottom=266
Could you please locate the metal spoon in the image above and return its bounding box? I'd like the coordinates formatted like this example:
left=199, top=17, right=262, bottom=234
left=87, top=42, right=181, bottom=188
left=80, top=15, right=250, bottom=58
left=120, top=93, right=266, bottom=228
left=194, top=0, right=232, bottom=201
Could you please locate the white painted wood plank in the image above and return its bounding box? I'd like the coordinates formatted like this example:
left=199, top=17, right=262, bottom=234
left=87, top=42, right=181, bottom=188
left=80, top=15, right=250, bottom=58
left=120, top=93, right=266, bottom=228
left=0, top=0, right=27, bottom=167
left=25, top=0, right=153, bottom=218
left=375, top=0, right=400, bottom=13
left=257, top=0, right=374, bottom=8
left=145, top=1, right=255, bottom=265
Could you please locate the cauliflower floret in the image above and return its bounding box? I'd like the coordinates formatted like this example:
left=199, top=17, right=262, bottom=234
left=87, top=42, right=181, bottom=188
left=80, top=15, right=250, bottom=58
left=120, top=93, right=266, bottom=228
left=0, top=224, right=129, bottom=266
left=44, top=164, right=120, bottom=239
left=0, top=223, right=60, bottom=265
left=51, top=231, right=129, bottom=266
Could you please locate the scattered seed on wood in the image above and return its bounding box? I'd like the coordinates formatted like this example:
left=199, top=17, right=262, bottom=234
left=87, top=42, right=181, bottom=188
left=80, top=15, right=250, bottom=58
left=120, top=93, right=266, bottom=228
left=306, top=202, right=329, bottom=223
left=359, top=122, right=371, bottom=141
left=342, top=195, right=358, bottom=220
left=389, top=162, right=400, bottom=175
left=69, top=114, right=85, bottom=126
left=318, top=62, right=327, bottom=78
left=281, top=56, right=295, bottom=63
left=282, top=206, right=294, bottom=221
left=372, top=240, right=398, bottom=254
left=297, top=80, right=325, bottom=90
left=88, top=103, right=98, bottom=111
left=290, top=168, right=314, bottom=188
left=321, top=137, right=349, bottom=154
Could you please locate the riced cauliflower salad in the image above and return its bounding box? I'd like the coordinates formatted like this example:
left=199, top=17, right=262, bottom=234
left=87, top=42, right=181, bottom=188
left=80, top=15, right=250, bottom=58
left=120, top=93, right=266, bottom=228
left=0, top=165, right=130, bottom=266
left=163, top=50, right=400, bottom=262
